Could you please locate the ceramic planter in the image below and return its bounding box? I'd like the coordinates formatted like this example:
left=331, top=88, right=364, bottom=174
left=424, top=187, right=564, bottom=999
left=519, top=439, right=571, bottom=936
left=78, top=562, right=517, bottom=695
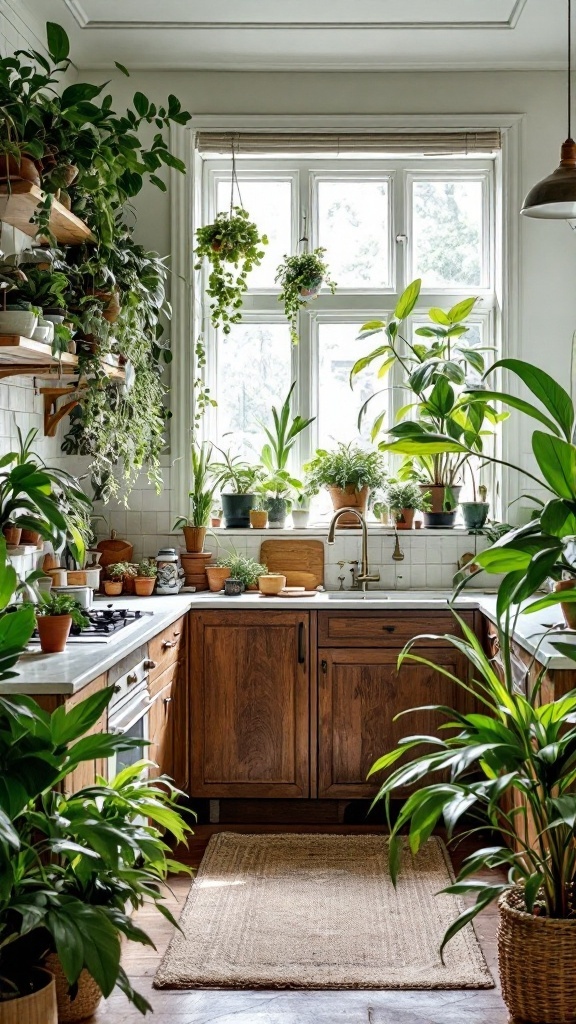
left=554, top=579, right=576, bottom=630
left=0, top=968, right=57, bottom=1024
left=103, top=580, right=123, bottom=596
left=183, top=526, right=207, bottom=552
left=394, top=508, right=415, bottom=530
left=265, top=497, right=288, bottom=529
left=0, top=153, right=41, bottom=187
left=461, top=501, right=490, bottom=530
left=31, top=325, right=51, bottom=344
left=134, top=576, right=156, bottom=596
left=498, top=887, right=576, bottom=1024
left=206, top=566, right=231, bottom=593
left=258, top=573, right=286, bottom=595
left=3, top=524, right=22, bottom=546
left=291, top=509, right=310, bottom=529
left=249, top=509, right=268, bottom=529
left=221, top=493, right=254, bottom=529
left=36, top=615, right=72, bottom=654
left=299, top=277, right=322, bottom=298
left=421, top=484, right=461, bottom=529
left=0, top=310, right=38, bottom=338
left=327, top=485, right=369, bottom=527
left=211, top=517, right=221, bottom=528
left=224, top=578, right=243, bottom=596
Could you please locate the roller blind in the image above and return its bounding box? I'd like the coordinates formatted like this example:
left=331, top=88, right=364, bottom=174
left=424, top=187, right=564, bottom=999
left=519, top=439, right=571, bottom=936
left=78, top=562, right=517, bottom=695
left=195, top=130, right=501, bottom=155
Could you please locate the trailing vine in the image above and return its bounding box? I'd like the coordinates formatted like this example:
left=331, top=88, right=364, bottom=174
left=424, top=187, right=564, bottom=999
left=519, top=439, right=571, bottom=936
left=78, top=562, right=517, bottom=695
left=275, top=248, right=336, bottom=344
left=194, top=207, right=267, bottom=334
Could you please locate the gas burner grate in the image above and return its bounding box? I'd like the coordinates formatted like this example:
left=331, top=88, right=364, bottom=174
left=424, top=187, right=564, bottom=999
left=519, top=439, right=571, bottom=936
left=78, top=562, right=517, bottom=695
left=29, top=606, right=154, bottom=645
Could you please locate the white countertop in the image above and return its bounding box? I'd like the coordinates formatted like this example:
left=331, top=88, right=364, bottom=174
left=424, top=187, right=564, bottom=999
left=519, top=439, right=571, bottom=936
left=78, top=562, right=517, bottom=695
left=6, top=587, right=576, bottom=697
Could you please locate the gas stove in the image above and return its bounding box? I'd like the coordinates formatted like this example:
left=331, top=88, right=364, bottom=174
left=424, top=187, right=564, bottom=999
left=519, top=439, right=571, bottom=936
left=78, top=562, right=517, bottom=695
left=29, top=606, right=155, bottom=645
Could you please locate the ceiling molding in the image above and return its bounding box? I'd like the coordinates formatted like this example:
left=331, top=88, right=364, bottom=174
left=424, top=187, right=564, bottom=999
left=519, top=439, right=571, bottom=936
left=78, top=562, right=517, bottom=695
left=78, top=58, right=565, bottom=73
left=62, top=0, right=527, bottom=31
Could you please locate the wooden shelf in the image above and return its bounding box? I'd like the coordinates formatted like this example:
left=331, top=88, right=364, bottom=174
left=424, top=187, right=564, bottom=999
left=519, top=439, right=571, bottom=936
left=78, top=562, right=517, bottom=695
left=0, top=181, right=94, bottom=244
left=0, top=335, right=79, bottom=377
left=39, top=363, right=125, bottom=436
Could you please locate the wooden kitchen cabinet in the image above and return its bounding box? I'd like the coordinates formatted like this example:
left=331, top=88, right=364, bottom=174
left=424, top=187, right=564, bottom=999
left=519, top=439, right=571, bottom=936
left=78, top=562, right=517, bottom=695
left=318, top=645, right=472, bottom=799
left=148, top=676, right=174, bottom=781
left=190, top=610, right=310, bottom=798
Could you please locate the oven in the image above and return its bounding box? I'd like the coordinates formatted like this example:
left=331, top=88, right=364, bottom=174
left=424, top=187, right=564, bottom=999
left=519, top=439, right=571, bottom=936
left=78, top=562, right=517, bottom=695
left=107, top=645, right=155, bottom=777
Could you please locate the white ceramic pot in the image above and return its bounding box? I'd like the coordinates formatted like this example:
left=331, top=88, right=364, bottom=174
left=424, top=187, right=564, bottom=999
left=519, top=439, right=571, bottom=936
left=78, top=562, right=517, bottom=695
left=51, top=585, right=93, bottom=610
left=291, top=509, right=310, bottom=529
left=0, top=310, right=38, bottom=337
left=32, top=325, right=51, bottom=343
left=43, top=314, right=65, bottom=325
left=83, top=566, right=101, bottom=589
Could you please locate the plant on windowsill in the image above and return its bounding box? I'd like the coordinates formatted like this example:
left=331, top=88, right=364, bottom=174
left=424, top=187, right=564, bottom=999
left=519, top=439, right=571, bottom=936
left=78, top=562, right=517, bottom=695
left=291, top=489, right=312, bottom=529
left=194, top=207, right=268, bottom=334
left=275, top=248, right=336, bottom=344
left=350, top=278, right=502, bottom=529
left=211, top=448, right=265, bottom=529
left=257, top=382, right=315, bottom=528
left=173, top=442, right=218, bottom=552
left=35, top=591, right=89, bottom=654
left=304, top=441, right=387, bottom=526
left=384, top=479, right=430, bottom=530
left=133, top=558, right=157, bottom=596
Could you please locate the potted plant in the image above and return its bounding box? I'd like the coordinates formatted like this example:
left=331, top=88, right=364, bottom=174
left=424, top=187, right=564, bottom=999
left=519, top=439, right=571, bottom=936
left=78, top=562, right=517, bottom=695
left=103, top=563, right=125, bottom=596
left=249, top=498, right=268, bottom=530
left=133, top=558, right=157, bottom=596
left=304, top=442, right=387, bottom=526
left=194, top=207, right=268, bottom=333
left=351, top=279, right=497, bottom=529
left=173, top=442, right=218, bottom=552
left=212, top=448, right=264, bottom=528
left=225, top=552, right=268, bottom=591
left=460, top=477, right=490, bottom=531
left=384, top=480, right=430, bottom=530
left=211, top=507, right=223, bottom=528
left=35, top=592, right=88, bottom=653
left=291, top=491, right=311, bottom=529
left=258, top=383, right=315, bottom=528
left=275, top=248, right=336, bottom=344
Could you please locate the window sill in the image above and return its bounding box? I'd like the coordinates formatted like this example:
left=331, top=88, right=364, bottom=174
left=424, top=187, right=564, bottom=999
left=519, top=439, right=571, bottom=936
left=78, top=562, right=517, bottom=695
left=196, top=525, right=480, bottom=538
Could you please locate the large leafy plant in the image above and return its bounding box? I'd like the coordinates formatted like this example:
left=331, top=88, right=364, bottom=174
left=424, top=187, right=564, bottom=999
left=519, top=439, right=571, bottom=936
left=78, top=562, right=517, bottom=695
left=194, top=207, right=268, bottom=334
left=350, top=279, right=502, bottom=488
left=258, top=382, right=315, bottom=500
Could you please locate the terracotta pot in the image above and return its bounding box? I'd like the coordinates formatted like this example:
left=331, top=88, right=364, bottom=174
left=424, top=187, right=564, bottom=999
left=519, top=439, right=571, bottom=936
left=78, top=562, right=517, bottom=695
left=58, top=190, right=71, bottom=210
left=250, top=509, right=268, bottom=529
left=555, top=579, right=576, bottom=630
left=420, top=483, right=461, bottom=514
left=183, top=526, right=207, bottom=553
left=395, top=508, right=415, bottom=530
left=206, top=566, right=230, bottom=593
left=258, top=573, right=286, bottom=595
left=211, top=517, right=221, bottom=528
left=0, top=968, right=57, bottom=1024
left=134, top=576, right=155, bottom=596
left=327, top=485, right=370, bottom=527
left=20, top=528, right=42, bottom=546
left=36, top=615, right=72, bottom=654
left=45, top=954, right=100, bottom=1023
left=122, top=574, right=136, bottom=595
left=46, top=568, right=66, bottom=587
left=0, top=153, right=41, bottom=187
left=498, top=886, right=576, bottom=1024
left=89, top=288, right=121, bottom=324
left=2, top=524, right=21, bottom=546
left=103, top=580, right=123, bottom=596
left=42, top=552, right=59, bottom=572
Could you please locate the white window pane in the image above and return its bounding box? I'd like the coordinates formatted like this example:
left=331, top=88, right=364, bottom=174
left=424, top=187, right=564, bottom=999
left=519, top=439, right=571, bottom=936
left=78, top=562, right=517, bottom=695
left=317, top=180, right=390, bottom=288
left=318, top=323, right=391, bottom=448
left=412, top=180, right=484, bottom=288
left=217, top=323, right=292, bottom=459
left=216, top=179, right=292, bottom=289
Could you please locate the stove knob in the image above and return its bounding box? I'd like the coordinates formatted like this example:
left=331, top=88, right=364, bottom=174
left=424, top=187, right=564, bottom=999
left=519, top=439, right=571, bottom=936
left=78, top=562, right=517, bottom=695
left=113, top=684, right=121, bottom=694
left=126, top=672, right=138, bottom=684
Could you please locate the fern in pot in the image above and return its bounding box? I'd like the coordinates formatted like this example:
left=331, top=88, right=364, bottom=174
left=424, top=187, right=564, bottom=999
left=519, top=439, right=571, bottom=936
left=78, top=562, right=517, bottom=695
left=304, top=442, right=387, bottom=526
left=384, top=479, right=430, bottom=530
left=194, top=207, right=267, bottom=334
left=275, top=248, right=336, bottom=345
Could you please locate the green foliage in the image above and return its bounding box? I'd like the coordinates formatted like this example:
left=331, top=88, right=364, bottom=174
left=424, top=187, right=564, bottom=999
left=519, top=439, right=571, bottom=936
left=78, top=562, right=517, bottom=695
left=275, top=248, right=336, bottom=344
left=36, top=592, right=89, bottom=628
left=385, top=480, right=430, bottom=513
left=106, top=562, right=130, bottom=580
left=194, top=207, right=268, bottom=334
left=136, top=558, right=157, bottom=578
left=258, top=382, right=315, bottom=498
left=370, top=611, right=576, bottom=951
left=173, top=442, right=218, bottom=529
left=212, top=447, right=264, bottom=495
left=193, top=336, right=217, bottom=429
left=217, top=552, right=267, bottom=587
left=304, top=442, right=387, bottom=495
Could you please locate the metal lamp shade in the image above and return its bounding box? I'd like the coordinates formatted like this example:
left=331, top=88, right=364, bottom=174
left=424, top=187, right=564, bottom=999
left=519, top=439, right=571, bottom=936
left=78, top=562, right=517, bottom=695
left=521, top=139, right=576, bottom=219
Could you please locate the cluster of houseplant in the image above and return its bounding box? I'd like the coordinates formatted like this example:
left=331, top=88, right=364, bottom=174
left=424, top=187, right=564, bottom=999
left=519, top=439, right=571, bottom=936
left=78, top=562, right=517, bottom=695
left=104, top=559, right=158, bottom=597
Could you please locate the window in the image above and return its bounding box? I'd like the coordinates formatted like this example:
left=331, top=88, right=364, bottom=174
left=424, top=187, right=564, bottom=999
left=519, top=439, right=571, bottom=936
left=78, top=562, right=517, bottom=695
left=198, top=154, right=498, bottom=505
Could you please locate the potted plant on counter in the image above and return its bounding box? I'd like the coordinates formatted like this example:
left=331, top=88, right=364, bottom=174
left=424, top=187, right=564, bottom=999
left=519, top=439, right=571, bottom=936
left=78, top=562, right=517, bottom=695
left=133, top=559, right=157, bottom=596
left=460, top=479, right=490, bottom=531
left=291, top=491, right=312, bottom=529
left=173, top=442, right=218, bottom=552
left=258, top=382, right=315, bottom=529
left=384, top=480, right=430, bottom=530
left=103, top=563, right=125, bottom=596
left=275, top=248, right=336, bottom=345
left=304, top=442, right=387, bottom=526
left=194, top=207, right=268, bottom=334
left=212, top=448, right=264, bottom=529
left=35, top=592, right=88, bottom=653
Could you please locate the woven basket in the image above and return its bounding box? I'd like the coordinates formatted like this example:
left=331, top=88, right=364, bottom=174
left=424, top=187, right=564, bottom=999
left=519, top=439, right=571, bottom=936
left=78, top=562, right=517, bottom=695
left=498, top=887, right=576, bottom=1023
left=44, top=955, right=101, bottom=1023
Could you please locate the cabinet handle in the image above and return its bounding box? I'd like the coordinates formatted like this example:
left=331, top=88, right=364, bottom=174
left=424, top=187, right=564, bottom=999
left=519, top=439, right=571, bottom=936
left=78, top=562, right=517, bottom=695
left=321, top=659, right=327, bottom=674
left=298, top=622, right=306, bottom=664
left=382, top=625, right=395, bottom=633
left=163, top=697, right=173, bottom=705
left=173, top=630, right=181, bottom=637
left=163, top=640, right=177, bottom=649
left=126, top=672, right=138, bottom=684
left=144, top=659, right=157, bottom=670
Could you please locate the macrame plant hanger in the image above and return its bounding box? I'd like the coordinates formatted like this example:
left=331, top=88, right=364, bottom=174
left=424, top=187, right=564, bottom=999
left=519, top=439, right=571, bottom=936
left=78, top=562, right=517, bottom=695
left=229, top=136, right=243, bottom=214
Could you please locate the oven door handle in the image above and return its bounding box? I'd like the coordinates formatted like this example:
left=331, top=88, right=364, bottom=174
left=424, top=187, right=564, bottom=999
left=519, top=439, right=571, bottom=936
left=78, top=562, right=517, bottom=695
left=110, top=695, right=149, bottom=736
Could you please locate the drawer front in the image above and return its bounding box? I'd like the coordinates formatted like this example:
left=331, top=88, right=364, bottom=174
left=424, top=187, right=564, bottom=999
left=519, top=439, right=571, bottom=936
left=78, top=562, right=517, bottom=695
left=318, top=610, right=471, bottom=647
left=149, top=657, right=182, bottom=698
left=148, top=616, right=186, bottom=678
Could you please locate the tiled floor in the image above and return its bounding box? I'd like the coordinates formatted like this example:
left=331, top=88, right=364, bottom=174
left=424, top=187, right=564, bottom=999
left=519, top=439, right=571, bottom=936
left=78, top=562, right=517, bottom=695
left=88, top=825, right=510, bottom=1024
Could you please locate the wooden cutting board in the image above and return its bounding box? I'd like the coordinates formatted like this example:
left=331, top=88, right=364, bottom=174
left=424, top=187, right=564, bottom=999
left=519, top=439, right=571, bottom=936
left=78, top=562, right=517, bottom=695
left=259, top=540, right=324, bottom=589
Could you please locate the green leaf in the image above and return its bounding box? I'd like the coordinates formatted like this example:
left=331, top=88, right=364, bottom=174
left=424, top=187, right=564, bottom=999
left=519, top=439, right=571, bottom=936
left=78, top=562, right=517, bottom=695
left=133, top=91, right=150, bottom=116
left=46, top=22, right=70, bottom=63
left=114, top=61, right=130, bottom=76
left=541, top=499, right=576, bottom=537
left=358, top=320, right=386, bottom=333
left=532, top=431, right=576, bottom=499
left=394, top=279, right=421, bottom=320
left=486, top=359, right=574, bottom=441
left=51, top=686, right=114, bottom=747
left=466, top=390, right=562, bottom=438
left=447, top=296, right=477, bottom=323
left=428, top=307, right=451, bottom=326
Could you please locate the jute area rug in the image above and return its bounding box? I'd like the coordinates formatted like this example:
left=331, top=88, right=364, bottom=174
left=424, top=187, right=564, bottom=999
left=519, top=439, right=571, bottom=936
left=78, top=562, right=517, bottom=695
left=154, top=832, right=494, bottom=990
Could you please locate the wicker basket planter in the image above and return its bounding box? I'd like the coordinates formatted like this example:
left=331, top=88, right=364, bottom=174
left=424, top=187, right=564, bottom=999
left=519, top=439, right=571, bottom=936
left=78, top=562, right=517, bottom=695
left=498, top=887, right=576, bottom=1023
left=45, top=955, right=101, bottom=1023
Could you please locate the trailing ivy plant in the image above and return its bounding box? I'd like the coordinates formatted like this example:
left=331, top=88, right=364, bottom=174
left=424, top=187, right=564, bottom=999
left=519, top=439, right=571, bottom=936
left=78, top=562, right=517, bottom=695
left=194, top=207, right=267, bottom=333
left=275, top=248, right=336, bottom=344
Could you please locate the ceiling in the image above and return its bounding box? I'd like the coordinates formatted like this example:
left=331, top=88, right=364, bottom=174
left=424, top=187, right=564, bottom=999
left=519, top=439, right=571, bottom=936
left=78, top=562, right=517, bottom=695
left=20, top=0, right=571, bottom=72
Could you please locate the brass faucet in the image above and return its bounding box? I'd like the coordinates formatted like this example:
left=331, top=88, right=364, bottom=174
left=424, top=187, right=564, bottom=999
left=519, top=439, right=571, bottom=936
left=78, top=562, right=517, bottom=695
left=327, top=508, right=380, bottom=592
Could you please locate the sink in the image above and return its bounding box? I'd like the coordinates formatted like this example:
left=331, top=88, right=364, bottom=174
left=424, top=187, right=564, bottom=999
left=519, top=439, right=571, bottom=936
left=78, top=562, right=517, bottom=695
left=327, top=591, right=390, bottom=600
left=327, top=590, right=456, bottom=602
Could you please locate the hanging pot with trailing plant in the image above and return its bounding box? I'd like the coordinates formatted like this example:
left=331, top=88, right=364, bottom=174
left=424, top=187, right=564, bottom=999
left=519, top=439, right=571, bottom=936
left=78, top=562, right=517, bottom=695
left=275, top=247, right=336, bottom=344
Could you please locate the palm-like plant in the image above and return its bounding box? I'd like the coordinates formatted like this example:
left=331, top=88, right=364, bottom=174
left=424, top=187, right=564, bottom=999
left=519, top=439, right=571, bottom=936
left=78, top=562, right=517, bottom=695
left=173, top=441, right=219, bottom=529
left=258, top=382, right=315, bottom=500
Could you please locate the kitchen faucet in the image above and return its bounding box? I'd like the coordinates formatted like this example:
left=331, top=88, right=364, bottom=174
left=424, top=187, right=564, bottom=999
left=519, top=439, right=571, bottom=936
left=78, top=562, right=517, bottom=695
left=327, top=508, right=380, bottom=591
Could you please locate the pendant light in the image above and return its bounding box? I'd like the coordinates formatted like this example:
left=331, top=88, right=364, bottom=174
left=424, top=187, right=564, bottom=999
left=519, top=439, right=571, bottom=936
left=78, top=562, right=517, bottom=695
left=521, top=0, right=576, bottom=218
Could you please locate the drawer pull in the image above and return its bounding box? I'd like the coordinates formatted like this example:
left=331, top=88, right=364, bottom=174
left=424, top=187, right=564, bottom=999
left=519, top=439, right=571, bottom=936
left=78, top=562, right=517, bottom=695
left=298, top=622, right=306, bottom=664
left=126, top=672, right=138, bottom=684
left=321, top=659, right=327, bottom=674
left=173, top=630, right=181, bottom=637
left=163, top=696, right=173, bottom=705
left=144, top=659, right=157, bottom=670
left=163, top=640, right=177, bottom=649
left=382, top=625, right=396, bottom=633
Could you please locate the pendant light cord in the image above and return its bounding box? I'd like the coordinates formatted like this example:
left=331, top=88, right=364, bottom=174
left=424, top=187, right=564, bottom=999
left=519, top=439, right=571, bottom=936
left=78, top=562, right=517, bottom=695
left=569, top=0, right=573, bottom=139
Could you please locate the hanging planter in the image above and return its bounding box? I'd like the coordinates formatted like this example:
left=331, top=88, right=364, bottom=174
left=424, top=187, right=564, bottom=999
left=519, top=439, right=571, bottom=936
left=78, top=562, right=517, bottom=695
left=275, top=247, right=336, bottom=344
left=194, top=206, right=268, bottom=334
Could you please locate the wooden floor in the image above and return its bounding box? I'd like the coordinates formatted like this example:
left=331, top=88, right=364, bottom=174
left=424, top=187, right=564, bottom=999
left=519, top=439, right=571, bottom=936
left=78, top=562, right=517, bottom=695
left=88, top=825, right=510, bottom=1024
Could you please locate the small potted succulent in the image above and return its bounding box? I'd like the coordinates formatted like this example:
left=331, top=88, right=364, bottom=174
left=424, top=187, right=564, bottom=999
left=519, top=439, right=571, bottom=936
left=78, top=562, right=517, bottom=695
left=194, top=206, right=268, bottom=333
left=103, top=563, right=126, bottom=596
left=304, top=442, right=387, bottom=526
left=385, top=480, right=431, bottom=530
left=134, top=558, right=157, bottom=596
left=275, top=248, right=336, bottom=344
left=35, top=592, right=89, bottom=653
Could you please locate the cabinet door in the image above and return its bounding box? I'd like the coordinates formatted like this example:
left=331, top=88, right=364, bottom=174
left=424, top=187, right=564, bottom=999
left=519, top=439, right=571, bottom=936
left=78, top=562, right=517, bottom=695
left=148, top=679, right=174, bottom=780
left=318, top=647, right=471, bottom=799
left=191, top=611, right=309, bottom=798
